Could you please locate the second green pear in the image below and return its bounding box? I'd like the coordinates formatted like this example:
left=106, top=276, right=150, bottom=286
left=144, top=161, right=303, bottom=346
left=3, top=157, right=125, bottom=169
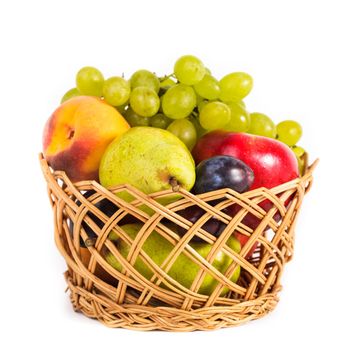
left=105, top=223, right=241, bottom=296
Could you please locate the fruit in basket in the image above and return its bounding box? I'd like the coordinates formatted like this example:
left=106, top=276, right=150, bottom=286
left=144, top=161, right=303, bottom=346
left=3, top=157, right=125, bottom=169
left=69, top=190, right=138, bottom=246
left=150, top=113, right=172, bottom=129
left=129, top=86, right=160, bottom=117
left=61, top=88, right=80, bottom=103
left=69, top=190, right=120, bottom=247
left=99, top=127, right=196, bottom=202
left=223, top=102, right=250, bottom=132
left=43, top=96, right=130, bottom=182
left=105, top=223, right=241, bottom=295
left=123, top=107, right=151, bottom=127
left=232, top=231, right=258, bottom=258
left=167, top=119, right=197, bottom=150
left=193, top=155, right=254, bottom=195
left=174, top=55, right=206, bottom=85
left=194, top=74, right=220, bottom=100
left=176, top=206, right=225, bottom=241
left=291, top=145, right=306, bottom=174
left=192, top=131, right=299, bottom=190
left=102, top=76, right=130, bottom=107
left=79, top=245, right=117, bottom=285
left=67, top=190, right=121, bottom=284
left=192, top=131, right=299, bottom=247
left=219, top=72, right=253, bottom=102
left=277, top=120, right=303, bottom=146
left=76, top=66, right=104, bottom=96
left=199, top=101, right=231, bottom=130
left=159, top=77, right=176, bottom=89
left=162, top=84, right=197, bottom=119
left=130, top=69, right=160, bottom=93
left=248, top=112, right=277, bottom=138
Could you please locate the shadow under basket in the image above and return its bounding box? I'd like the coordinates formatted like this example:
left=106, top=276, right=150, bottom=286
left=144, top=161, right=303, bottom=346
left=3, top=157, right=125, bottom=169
left=39, top=153, right=317, bottom=331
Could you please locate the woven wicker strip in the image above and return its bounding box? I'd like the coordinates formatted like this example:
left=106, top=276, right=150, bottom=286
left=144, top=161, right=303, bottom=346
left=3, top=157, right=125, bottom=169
left=40, top=153, right=317, bottom=331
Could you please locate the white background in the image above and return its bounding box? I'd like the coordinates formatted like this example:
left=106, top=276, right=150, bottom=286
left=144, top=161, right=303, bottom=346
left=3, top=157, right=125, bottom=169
left=1, top=0, right=349, bottom=349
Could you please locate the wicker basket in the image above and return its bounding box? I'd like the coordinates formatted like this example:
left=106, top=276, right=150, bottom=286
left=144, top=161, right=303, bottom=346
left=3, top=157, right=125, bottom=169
left=40, top=153, right=317, bottom=331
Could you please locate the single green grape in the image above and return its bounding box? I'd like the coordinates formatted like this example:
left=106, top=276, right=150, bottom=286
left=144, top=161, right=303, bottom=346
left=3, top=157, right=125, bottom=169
left=61, top=88, right=80, bottom=103
left=224, top=102, right=250, bottom=132
left=277, top=120, right=303, bottom=146
left=76, top=66, right=104, bottom=96
left=174, top=55, right=205, bottom=85
left=159, top=77, right=176, bottom=89
left=292, top=145, right=306, bottom=175
left=294, top=151, right=306, bottom=175
left=194, top=74, right=220, bottom=100
left=150, top=113, right=172, bottom=129
left=102, top=76, right=130, bottom=106
left=219, top=72, right=253, bottom=102
left=130, top=69, right=160, bottom=93
left=162, top=84, right=196, bottom=119
left=297, top=156, right=305, bottom=175
left=129, top=86, right=160, bottom=117
left=124, top=108, right=150, bottom=127
left=248, top=112, right=276, bottom=138
left=167, top=119, right=197, bottom=150
left=199, top=101, right=231, bottom=130
left=291, top=145, right=305, bottom=158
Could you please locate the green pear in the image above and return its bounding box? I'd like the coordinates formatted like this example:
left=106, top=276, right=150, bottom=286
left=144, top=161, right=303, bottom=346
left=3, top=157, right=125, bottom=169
left=99, top=127, right=196, bottom=207
left=105, top=223, right=241, bottom=296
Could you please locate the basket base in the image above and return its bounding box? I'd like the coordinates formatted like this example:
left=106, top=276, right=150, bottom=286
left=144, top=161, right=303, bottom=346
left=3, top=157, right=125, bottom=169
left=65, top=272, right=280, bottom=331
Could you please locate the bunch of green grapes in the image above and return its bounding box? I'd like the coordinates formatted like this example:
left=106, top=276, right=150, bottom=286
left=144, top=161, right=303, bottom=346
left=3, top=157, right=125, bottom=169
left=60, top=56, right=305, bottom=161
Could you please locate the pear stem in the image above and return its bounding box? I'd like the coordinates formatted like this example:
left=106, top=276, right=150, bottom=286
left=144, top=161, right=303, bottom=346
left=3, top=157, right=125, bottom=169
left=169, top=177, right=180, bottom=192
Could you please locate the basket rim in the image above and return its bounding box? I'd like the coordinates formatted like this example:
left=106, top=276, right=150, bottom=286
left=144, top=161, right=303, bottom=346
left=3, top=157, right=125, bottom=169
left=38, top=152, right=318, bottom=200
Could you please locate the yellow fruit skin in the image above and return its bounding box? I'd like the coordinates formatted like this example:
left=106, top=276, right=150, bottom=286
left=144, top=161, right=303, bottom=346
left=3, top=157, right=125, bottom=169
left=99, top=127, right=196, bottom=203
left=43, top=96, right=130, bottom=182
left=105, top=223, right=241, bottom=296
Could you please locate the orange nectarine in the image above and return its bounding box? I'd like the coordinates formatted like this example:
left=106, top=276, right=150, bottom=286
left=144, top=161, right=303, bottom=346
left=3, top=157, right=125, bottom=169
left=43, top=96, right=130, bottom=182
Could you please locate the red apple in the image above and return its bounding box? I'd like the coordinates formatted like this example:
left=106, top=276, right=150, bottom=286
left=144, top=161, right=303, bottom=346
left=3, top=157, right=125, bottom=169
left=192, top=131, right=299, bottom=190
left=192, top=131, right=299, bottom=256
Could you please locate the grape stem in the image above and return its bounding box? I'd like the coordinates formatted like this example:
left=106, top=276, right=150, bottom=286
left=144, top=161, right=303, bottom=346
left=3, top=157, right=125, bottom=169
left=159, top=73, right=176, bottom=82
